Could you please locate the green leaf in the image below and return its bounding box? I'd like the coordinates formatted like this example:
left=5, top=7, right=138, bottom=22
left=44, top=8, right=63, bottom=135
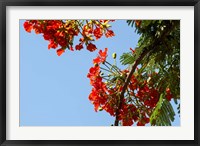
left=120, top=52, right=135, bottom=65
left=150, top=93, right=163, bottom=125
left=127, top=20, right=135, bottom=27
left=150, top=93, right=176, bottom=126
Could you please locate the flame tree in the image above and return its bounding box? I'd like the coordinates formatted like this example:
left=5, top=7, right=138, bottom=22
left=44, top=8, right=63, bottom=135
left=24, top=20, right=180, bottom=126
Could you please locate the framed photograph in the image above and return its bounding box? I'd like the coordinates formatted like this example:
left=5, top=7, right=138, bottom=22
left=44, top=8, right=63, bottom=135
left=0, top=0, right=199, bottom=146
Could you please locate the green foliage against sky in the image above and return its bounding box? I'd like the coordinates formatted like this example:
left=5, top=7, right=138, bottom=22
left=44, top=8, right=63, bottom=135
left=124, top=20, right=180, bottom=126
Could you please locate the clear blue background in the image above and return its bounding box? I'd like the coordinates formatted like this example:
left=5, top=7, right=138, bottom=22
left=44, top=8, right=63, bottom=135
left=20, top=20, right=180, bottom=126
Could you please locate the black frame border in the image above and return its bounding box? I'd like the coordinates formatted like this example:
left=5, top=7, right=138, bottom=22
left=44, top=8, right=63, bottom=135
left=0, top=0, right=199, bottom=146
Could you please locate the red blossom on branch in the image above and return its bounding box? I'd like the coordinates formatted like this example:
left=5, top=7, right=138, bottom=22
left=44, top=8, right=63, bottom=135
left=23, top=20, right=115, bottom=56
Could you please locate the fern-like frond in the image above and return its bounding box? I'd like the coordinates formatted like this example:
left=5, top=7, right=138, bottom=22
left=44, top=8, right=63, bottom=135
left=150, top=94, right=175, bottom=126
left=120, top=52, right=135, bottom=65
left=127, top=20, right=135, bottom=27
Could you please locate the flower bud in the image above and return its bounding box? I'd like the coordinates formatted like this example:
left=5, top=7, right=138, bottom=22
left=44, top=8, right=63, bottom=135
left=94, top=63, right=99, bottom=67
left=106, top=24, right=111, bottom=28
left=112, top=52, right=117, bottom=59
left=98, top=107, right=103, bottom=111
left=88, top=37, right=94, bottom=41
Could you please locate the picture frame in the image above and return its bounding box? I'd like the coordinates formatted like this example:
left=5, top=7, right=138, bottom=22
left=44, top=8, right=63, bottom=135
left=0, top=0, right=199, bottom=145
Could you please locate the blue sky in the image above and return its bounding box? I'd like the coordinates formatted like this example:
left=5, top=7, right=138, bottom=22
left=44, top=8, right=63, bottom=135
left=20, top=20, right=180, bottom=126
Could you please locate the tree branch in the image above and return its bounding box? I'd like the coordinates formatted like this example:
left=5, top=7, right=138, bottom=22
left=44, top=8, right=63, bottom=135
left=114, top=20, right=179, bottom=126
left=114, top=48, right=149, bottom=126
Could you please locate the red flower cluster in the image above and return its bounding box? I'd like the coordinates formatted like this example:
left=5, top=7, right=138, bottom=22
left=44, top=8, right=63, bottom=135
left=87, top=43, right=97, bottom=52
left=23, top=20, right=115, bottom=56
left=87, top=65, right=108, bottom=112
left=23, top=20, right=79, bottom=56
left=87, top=49, right=113, bottom=113
left=105, top=30, right=115, bottom=38
left=77, top=20, right=115, bottom=51
left=128, top=74, right=160, bottom=109
left=137, top=117, right=150, bottom=126
left=74, top=20, right=115, bottom=52
left=136, top=85, right=159, bottom=108
left=119, top=103, right=138, bottom=126
left=93, top=48, right=108, bottom=64
left=94, top=27, right=103, bottom=40
left=87, top=48, right=152, bottom=126
left=88, top=51, right=176, bottom=126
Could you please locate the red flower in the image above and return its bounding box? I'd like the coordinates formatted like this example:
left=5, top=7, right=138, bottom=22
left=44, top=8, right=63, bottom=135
left=144, top=117, right=150, bottom=123
left=87, top=66, right=100, bottom=78
left=69, top=46, right=74, bottom=51
left=56, top=48, right=65, bottom=56
left=122, top=118, right=134, bottom=126
left=88, top=89, right=100, bottom=112
left=79, top=38, right=84, bottom=43
left=94, top=27, right=103, bottom=40
left=93, top=56, right=101, bottom=64
left=93, top=48, right=108, bottom=64
left=75, top=43, right=83, bottom=50
left=48, top=40, right=58, bottom=49
left=83, top=25, right=93, bottom=36
left=118, top=102, right=138, bottom=126
left=137, top=121, right=145, bottom=126
left=135, top=20, right=142, bottom=27
left=23, top=21, right=33, bottom=33
left=87, top=43, right=97, bottom=52
left=105, top=30, right=115, bottom=38
left=99, top=48, right=108, bottom=61
left=88, top=82, right=108, bottom=112
left=87, top=66, right=100, bottom=85
left=166, top=94, right=172, bottom=101
left=43, top=33, right=53, bottom=40
left=93, top=102, right=100, bottom=112
left=130, top=48, right=135, bottom=54
left=103, top=103, right=115, bottom=116
left=166, top=88, right=173, bottom=101
left=57, top=37, right=67, bottom=47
